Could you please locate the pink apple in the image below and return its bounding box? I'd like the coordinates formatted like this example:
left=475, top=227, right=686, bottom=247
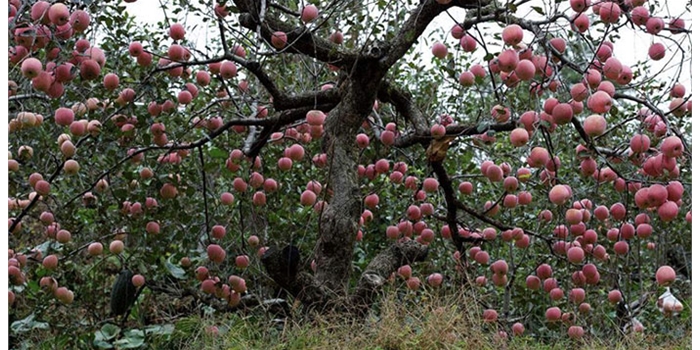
left=277, top=157, right=293, bottom=171
left=669, top=17, right=685, bottom=34
left=422, top=177, right=439, bottom=192
left=545, top=307, right=561, bottom=322
left=300, top=5, right=318, bottom=23
left=220, top=60, right=238, bottom=79
left=386, top=225, right=400, bottom=239
left=648, top=43, right=665, bottom=60
left=608, top=289, right=622, bottom=303
left=54, top=287, right=74, bottom=304
left=169, top=23, right=186, bottom=40
left=571, top=13, right=591, bottom=33
left=380, top=130, right=395, bottom=146
left=526, top=275, right=540, bottom=290
left=587, top=91, right=612, bottom=114
left=431, top=42, right=448, bottom=59
left=567, top=246, right=585, bottom=263
left=271, top=31, right=288, bottom=49
left=599, top=2, right=621, bottom=23
left=656, top=265, right=676, bottom=286
left=235, top=255, right=250, bottom=268
left=502, top=24, right=523, bottom=46
left=490, top=260, right=508, bottom=275
left=613, top=241, right=629, bottom=255
left=514, top=59, right=535, bottom=81
left=146, top=221, right=160, bottom=235
left=458, top=70, right=476, bottom=86
left=21, top=57, right=43, bottom=78
left=220, top=192, right=235, bottom=205
left=567, top=326, right=584, bottom=339
left=552, top=103, right=573, bottom=124
left=300, top=190, right=317, bottom=206
left=569, top=0, right=590, bottom=13
left=646, top=17, right=664, bottom=35
left=48, top=3, right=69, bottom=25
left=405, top=276, right=420, bottom=290
left=109, top=240, right=124, bottom=254
left=427, top=273, right=443, bottom=287
left=509, top=128, right=529, bottom=147
left=207, top=244, right=226, bottom=264
left=583, top=114, right=607, bottom=136
left=470, top=64, right=486, bottom=78
left=549, top=184, right=571, bottom=205
left=660, top=136, right=684, bottom=158
left=630, top=134, right=650, bottom=153
left=483, top=308, right=498, bottom=322
left=497, top=49, right=519, bottom=72
left=657, top=201, right=679, bottom=222
left=430, top=124, right=446, bottom=138
left=364, top=193, right=379, bottom=209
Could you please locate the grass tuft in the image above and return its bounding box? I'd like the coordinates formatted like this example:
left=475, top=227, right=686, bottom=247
left=149, top=284, right=691, bottom=349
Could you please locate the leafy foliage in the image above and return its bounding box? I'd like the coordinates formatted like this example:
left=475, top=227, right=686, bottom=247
left=7, top=0, right=691, bottom=347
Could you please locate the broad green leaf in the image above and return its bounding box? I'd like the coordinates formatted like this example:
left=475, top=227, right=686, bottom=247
left=94, top=323, right=121, bottom=342
left=165, top=258, right=186, bottom=279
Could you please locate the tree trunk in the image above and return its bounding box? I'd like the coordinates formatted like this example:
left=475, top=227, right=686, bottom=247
left=313, top=70, right=382, bottom=293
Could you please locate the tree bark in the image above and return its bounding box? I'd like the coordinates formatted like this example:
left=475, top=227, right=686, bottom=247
left=351, top=240, right=429, bottom=313
left=314, top=68, right=383, bottom=293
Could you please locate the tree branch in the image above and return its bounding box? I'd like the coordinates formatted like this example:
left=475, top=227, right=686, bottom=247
left=394, top=121, right=517, bottom=148
left=234, top=0, right=357, bottom=67
left=431, top=160, right=464, bottom=256
left=380, top=0, right=488, bottom=69
left=377, top=81, right=429, bottom=135
left=351, top=240, right=429, bottom=313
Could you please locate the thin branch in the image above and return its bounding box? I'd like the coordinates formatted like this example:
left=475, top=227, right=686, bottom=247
left=198, top=146, right=211, bottom=243
left=431, top=161, right=464, bottom=256
left=9, top=93, right=50, bottom=102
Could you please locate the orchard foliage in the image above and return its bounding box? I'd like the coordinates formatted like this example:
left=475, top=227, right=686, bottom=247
left=7, top=0, right=691, bottom=347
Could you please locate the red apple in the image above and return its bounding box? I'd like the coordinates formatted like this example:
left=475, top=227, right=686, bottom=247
left=502, top=24, right=523, bottom=46
left=431, top=42, right=448, bottom=59
left=599, top=2, right=620, bottom=23
left=207, top=244, right=226, bottom=264
left=648, top=43, right=665, bottom=60
left=656, top=265, right=676, bottom=286
left=545, top=307, right=561, bottom=322
left=587, top=91, right=612, bottom=114
left=608, top=289, right=622, bottom=303
left=271, top=31, right=288, bottom=49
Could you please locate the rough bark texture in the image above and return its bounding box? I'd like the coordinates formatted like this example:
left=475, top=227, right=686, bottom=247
left=314, top=68, right=383, bottom=293
left=351, top=240, right=429, bottom=312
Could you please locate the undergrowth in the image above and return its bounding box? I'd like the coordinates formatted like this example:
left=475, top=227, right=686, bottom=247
left=148, top=285, right=691, bottom=350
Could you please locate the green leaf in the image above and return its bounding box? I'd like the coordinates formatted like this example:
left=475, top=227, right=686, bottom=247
left=144, top=324, right=175, bottom=335
left=531, top=6, right=544, bottom=15
left=93, top=340, right=113, bottom=349
left=207, top=147, right=228, bottom=159
left=11, top=313, right=50, bottom=333
left=94, top=323, right=121, bottom=342
left=165, top=258, right=186, bottom=279
left=114, top=329, right=145, bottom=348
left=610, top=105, right=619, bottom=117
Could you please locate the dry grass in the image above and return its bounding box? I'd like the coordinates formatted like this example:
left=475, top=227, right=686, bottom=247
left=154, top=284, right=691, bottom=350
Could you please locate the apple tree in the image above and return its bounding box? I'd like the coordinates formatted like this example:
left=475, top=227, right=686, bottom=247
left=8, top=0, right=691, bottom=346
